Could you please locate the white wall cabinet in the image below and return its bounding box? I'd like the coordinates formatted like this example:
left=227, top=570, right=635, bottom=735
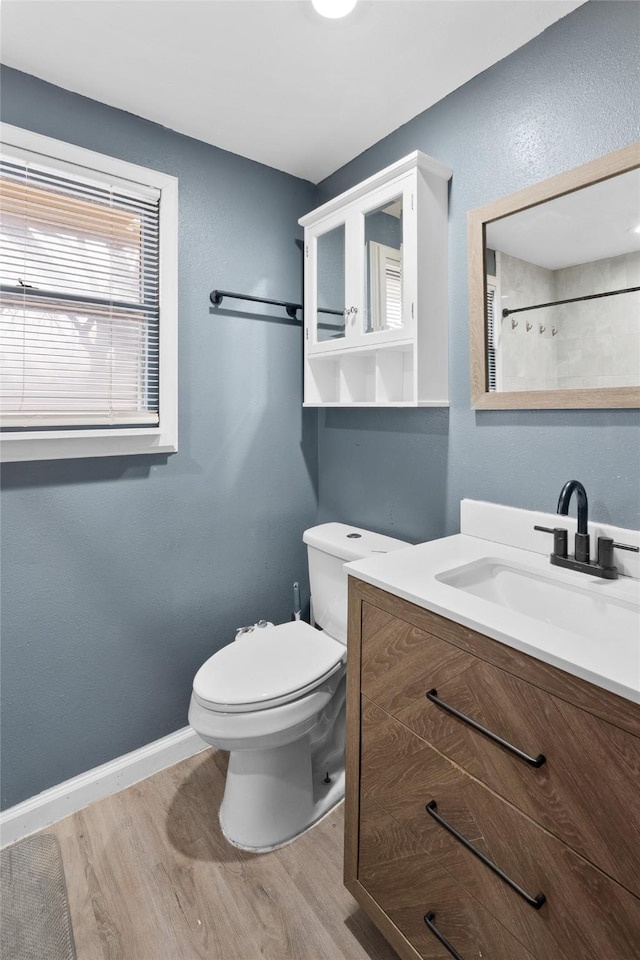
left=299, top=151, right=452, bottom=406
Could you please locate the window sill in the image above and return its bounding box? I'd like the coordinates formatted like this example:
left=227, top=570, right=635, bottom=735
left=0, top=426, right=178, bottom=463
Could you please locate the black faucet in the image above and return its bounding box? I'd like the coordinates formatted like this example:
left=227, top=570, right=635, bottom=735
left=534, top=480, right=639, bottom=579
left=557, top=479, right=590, bottom=563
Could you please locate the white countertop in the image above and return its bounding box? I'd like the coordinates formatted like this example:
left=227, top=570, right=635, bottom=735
left=345, top=501, right=640, bottom=705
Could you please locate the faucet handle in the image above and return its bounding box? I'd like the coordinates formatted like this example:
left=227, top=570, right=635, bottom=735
left=596, top=537, right=639, bottom=573
left=612, top=540, right=640, bottom=553
left=534, top=525, right=568, bottom=559
left=596, top=537, right=616, bottom=572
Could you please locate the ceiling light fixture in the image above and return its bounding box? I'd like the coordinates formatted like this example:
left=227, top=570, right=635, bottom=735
left=312, top=0, right=358, bottom=19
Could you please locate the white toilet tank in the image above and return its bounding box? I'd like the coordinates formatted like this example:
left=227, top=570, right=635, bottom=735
left=302, top=523, right=409, bottom=645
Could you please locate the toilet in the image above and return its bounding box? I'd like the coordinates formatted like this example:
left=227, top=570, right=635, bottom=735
left=188, top=522, right=408, bottom=851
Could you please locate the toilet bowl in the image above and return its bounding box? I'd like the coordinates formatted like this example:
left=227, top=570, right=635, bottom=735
left=188, top=523, right=409, bottom=851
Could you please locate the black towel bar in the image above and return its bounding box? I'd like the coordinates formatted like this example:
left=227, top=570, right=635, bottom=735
left=209, top=289, right=343, bottom=322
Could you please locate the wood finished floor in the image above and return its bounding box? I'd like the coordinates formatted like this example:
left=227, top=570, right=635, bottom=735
left=42, top=749, right=399, bottom=960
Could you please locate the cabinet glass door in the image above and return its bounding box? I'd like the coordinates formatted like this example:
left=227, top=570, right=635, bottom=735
left=364, top=194, right=404, bottom=337
left=316, top=223, right=346, bottom=344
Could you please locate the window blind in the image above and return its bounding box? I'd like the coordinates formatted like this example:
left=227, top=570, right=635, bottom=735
left=368, top=241, right=403, bottom=332
left=486, top=281, right=497, bottom=392
left=385, top=262, right=402, bottom=329
left=0, top=154, right=160, bottom=428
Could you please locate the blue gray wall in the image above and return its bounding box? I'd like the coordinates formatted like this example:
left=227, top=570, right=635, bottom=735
left=0, top=67, right=318, bottom=809
left=317, top=0, right=640, bottom=542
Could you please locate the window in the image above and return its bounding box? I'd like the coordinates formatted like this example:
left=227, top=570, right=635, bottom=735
left=0, top=124, right=177, bottom=461
left=368, top=240, right=403, bottom=332
left=486, top=279, right=498, bottom=392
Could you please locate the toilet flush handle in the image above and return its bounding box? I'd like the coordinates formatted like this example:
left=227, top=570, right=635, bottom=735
left=235, top=621, right=274, bottom=639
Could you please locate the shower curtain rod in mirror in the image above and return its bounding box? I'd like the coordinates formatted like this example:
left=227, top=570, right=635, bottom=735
left=501, top=284, right=640, bottom=319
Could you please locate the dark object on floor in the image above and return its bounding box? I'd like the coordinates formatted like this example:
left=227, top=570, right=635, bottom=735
left=0, top=833, right=76, bottom=960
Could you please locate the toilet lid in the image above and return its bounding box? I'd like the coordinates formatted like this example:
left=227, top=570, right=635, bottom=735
left=193, top=620, right=345, bottom=711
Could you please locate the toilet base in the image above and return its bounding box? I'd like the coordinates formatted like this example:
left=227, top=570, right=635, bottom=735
left=220, top=784, right=345, bottom=853
left=219, top=735, right=345, bottom=852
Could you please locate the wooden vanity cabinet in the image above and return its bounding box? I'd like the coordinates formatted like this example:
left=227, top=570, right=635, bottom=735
left=345, top=578, right=640, bottom=960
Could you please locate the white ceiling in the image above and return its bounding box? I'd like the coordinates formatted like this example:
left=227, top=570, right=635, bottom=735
left=0, top=0, right=584, bottom=184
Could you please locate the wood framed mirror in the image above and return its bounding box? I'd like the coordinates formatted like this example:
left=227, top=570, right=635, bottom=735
left=468, top=143, right=640, bottom=409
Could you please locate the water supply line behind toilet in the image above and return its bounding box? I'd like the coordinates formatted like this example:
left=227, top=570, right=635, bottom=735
left=293, top=581, right=301, bottom=621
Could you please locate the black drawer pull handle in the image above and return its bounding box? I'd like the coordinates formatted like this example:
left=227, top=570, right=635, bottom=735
left=424, top=912, right=465, bottom=959
left=426, top=689, right=546, bottom=768
left=426, top=800, right=546, bottom=910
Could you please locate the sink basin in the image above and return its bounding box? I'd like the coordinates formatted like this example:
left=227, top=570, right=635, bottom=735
left=345, top=501, right=640, bottom=702
left=436, top=557, right=640, bottom=645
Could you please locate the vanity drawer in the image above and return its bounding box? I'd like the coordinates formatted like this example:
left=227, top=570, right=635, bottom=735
left=358, top=790, right=538, bottom=960
left=360, top=699, right=640, bottom=960
left=361, top=601, right=640, bottom=897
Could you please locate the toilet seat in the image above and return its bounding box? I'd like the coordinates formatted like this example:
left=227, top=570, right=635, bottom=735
left=193, top=620, right=346, bottom=713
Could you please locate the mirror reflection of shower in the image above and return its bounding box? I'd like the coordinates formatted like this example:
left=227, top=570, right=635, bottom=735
left=485, top=168, right=640, bottom=393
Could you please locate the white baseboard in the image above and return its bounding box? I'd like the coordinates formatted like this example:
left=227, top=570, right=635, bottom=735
left=0, top=726, right=208, bottom=848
